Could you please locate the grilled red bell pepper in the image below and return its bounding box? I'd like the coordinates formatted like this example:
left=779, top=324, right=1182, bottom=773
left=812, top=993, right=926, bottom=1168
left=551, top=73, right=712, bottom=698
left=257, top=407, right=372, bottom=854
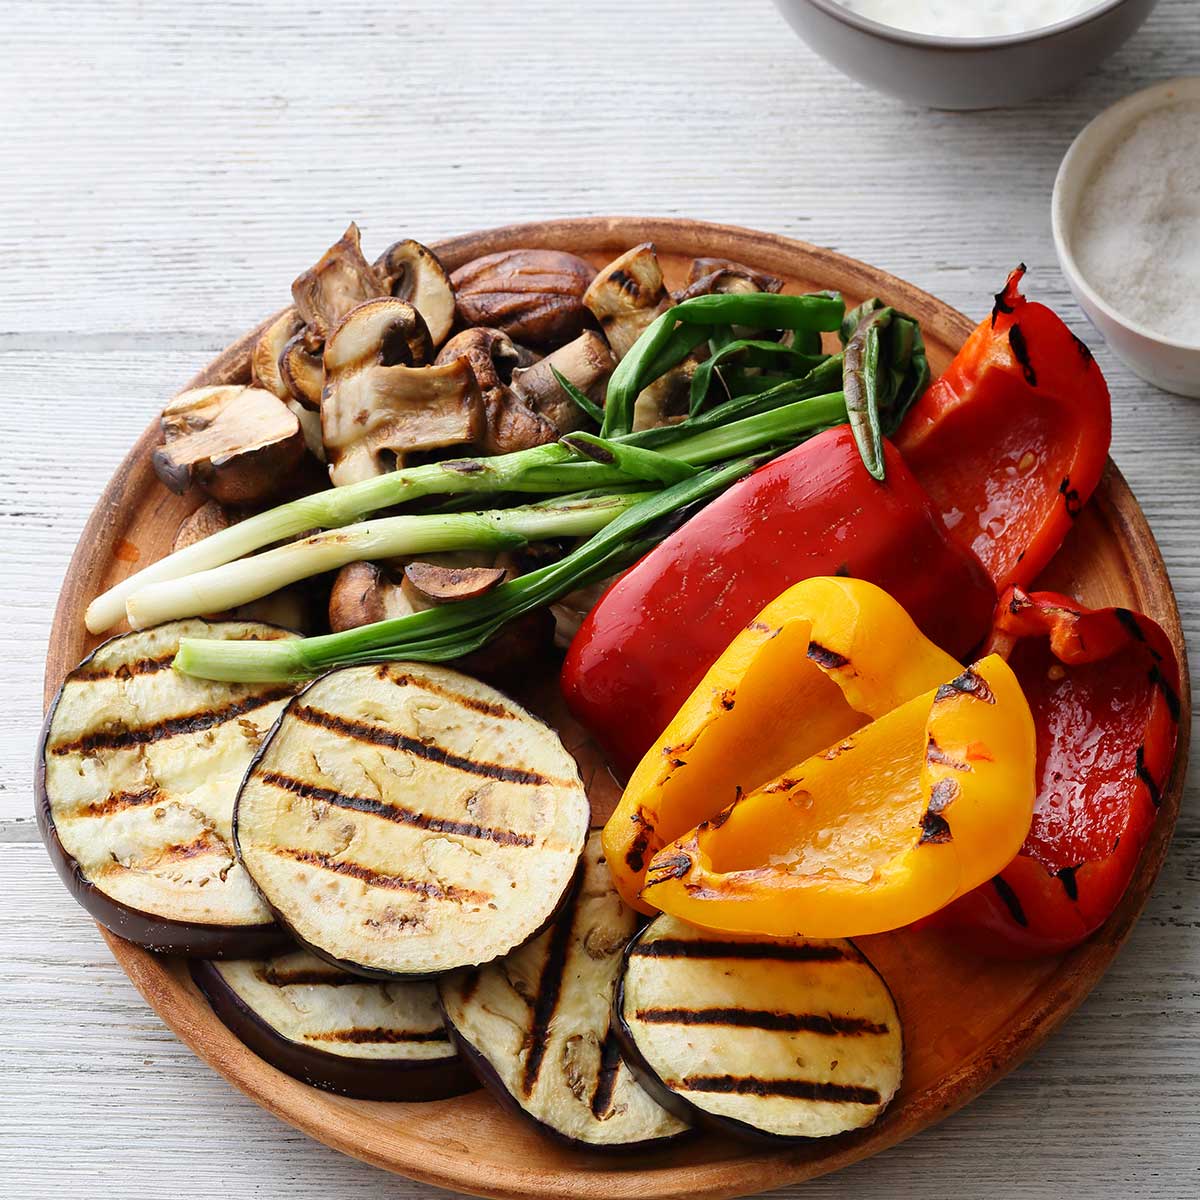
left=895, top=267, right=1111, bottom=594
left=933, top=588, right=1182, bottom=957
left=561, top=424, right=996, bottom=775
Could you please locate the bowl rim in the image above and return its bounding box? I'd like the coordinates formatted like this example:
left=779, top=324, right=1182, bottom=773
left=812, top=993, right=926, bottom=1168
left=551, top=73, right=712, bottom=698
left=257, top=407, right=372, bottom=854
left=792, top=0, right=1135, bottom=49
left=1052, top=76, right=1200, bottom=354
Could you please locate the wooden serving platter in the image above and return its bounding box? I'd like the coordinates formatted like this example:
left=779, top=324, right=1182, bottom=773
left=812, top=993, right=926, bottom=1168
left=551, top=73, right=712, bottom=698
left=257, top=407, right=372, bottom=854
left=43, top=217, right=1190, bottom=1199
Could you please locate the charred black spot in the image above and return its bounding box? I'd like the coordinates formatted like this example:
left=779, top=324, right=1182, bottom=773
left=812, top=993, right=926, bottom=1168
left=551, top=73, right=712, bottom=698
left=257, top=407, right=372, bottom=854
left=1135, top=744, right=1163, bottom=807
left=669, top=757, right=687, bottom=769
left=991, top=875, right=1028, bottom=927
left=562, top=434, right=615, bottom=464
left=520, top=898, right=578, bottom=1097
left=1071, top=331, right=1094, bottom=364
left=1058, top=476, right=1084, bottom=518
left=1149, top=665, right=1182, bottom=723
left=1113, top=607, right=1147, bottom=642
left=747, top=620, right=773, bottom=633
left=710, top=803, right=735, bottom=830
left=1057, top=865, right=1079, bottom=901
left=589, top=1026, right=623, bottom=1119
left=920, top=812, right=952, bottom=845
left=719, top=690, right=736, bottom=711
left=609, top=268, right=640, bottom=298
left=1008, top=324, right=1037, bottom=386
left=990, top=265, right=1025, bottom=326
left=926, top=737, right=972, bottom=772
left=74, top=653, right=175, bottom=682
left=440, top=459, right=486, bottom=474
left=272, top=847, right=489, bottom=904
left=935, top=669, right=996, bottom=706
left=624, top=812, right=654, bottom=874
left=928, top=778, right=960, bottom=814
left=807, top=642, right=849, bottom=670
left=314, top=1026, right=448, bottom=1045
left=646, top=853, right=692, bottom=883
left=834, top=561, right=853, bottom=578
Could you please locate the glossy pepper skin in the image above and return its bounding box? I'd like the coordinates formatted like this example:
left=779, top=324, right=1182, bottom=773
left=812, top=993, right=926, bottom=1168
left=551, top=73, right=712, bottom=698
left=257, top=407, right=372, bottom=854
left=640, top=652, right=1036, bottom=939
left=933, top=588, right=1182, bottom=958
left=562, top=425, right=996, bottom=776
left=895, top=266, right=1111, bottom=594
left=603, top=576, right=963, bottom=912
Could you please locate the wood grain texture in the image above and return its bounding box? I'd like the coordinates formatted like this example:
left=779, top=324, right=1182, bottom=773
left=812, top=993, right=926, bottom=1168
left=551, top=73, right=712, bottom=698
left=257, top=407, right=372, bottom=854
left=4, top=1, right=1199, bottom=1197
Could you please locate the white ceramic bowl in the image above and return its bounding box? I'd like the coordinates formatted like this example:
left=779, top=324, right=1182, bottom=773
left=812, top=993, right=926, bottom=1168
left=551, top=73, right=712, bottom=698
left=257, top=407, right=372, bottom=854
left=1052, top=77, right=1200, bottom=398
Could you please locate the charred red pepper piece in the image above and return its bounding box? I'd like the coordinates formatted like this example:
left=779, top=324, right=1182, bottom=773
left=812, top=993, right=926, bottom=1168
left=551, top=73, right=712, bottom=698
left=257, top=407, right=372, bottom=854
left=895, top=267, right=1111, bottom=593
left=933, top=588, right=1182, bottom=957
left=561, top=424, right=996, bottom=775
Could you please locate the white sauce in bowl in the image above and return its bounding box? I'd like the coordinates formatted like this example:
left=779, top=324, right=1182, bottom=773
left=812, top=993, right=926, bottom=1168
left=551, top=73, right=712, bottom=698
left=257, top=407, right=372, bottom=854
left=838, top=0, right=1102, bottom=38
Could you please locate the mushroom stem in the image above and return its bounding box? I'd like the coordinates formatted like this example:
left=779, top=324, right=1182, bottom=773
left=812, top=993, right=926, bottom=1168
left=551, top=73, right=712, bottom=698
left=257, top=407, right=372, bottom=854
left=124, top=494, right=643, bottom=629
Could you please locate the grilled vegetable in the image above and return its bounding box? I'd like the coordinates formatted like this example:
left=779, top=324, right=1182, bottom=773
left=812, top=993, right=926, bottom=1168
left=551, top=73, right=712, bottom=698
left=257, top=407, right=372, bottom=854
left=37, top=620, right=300, bottom=956
left=614, top=914, right=902, bottom=1142
left=642, top=653, right=1036, bottom=939
left=191, top=948, right=475, bottom=1100
left=895, top=266, right=1111, bottom=593
left=604, top=577, right=962, bottom=911
left=233, top=662, right=589, bottom=977
left=933, top=588, right=1182, bottom=957
left=438, top=831, right=689, bottom=1150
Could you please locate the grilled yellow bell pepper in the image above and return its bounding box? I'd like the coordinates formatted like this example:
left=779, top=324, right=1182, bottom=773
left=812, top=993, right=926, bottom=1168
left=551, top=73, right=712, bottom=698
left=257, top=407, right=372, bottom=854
left=640, top=652, right=1035, bottom=938
left=603, top=576, right=965, bottom=912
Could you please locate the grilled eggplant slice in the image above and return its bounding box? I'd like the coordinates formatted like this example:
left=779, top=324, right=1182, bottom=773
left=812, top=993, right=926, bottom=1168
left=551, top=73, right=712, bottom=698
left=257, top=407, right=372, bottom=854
left=234, top=662, right=589, bottom=978
left=38, top=620, right=300, bottom=956
left=439, top=831, right=689, bottom=1149
left=614, top=914, right=902, bottom=1143
left=191, top=947, right=475, bottom=1100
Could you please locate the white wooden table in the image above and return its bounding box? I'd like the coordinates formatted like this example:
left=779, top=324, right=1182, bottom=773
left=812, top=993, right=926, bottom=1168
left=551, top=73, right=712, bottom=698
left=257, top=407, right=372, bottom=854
left=4, top=2, right=1198, bottom=1196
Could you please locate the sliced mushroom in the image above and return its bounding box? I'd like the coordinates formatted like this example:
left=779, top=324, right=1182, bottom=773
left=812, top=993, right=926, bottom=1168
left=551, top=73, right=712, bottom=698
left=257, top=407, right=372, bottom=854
left=172, top=499, right=233, bottom=551
left=435, top=327, right=556, bottom=455
left=375, top=239, right=456, bottom=349
left=584, top=243, right=694, bottom=431
left=279, top=332, right=325, bottom=410
left=321, top=298, right=481, bottom=486
left=510, top=330, right=614, bottom=434
left=152, top=386, right=305, bottom=505
left=682, top=257, right=785, bottom=296
left=291, top=222, right=386, bottom=347
left=403, top=562, right=508, bottom=604
left=251, top=310, right=304, bottom=401
left=451, top=249, right=596, bottom=349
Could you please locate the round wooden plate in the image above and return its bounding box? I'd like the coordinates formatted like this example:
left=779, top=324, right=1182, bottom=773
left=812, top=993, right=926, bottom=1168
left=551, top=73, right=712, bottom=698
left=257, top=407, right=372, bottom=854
left=43, top=218, right=1190, bottom=1200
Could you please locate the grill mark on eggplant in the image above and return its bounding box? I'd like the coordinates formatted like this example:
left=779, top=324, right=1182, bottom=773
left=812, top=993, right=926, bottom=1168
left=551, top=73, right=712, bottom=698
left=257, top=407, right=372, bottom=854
left=258, top=771, right=535, bottom=847
left=630, top=938, right=847, bottom=963
left=306, top=1026, right=449, bottom=1045
left=934, top=669, right=995, bottom=706
left=100, top=833, right=226, bottom=874
left=375, top=665, right=520, bottom=721
left=806, top=642, right=849, bottom=670
left=73, top=652, right=176, bottom=681
left=519, top=895, right=579, bottom=1097
left=270, top=847, right=491, bottom=904
left=991, top=875, right=1029, bottom=927
left=633, top=1007, right=888, bottom=1036
left=675, top=1074, right=881, bottom=1105
left=67, top=785, right=161, bottom=819
left=48, top=688, right=294, bottom=756
left=289, top=704, right=556, bottom=787
left=589, top=1026, right=624, bottom=1120
left=257, top=966, right=365, bottom=988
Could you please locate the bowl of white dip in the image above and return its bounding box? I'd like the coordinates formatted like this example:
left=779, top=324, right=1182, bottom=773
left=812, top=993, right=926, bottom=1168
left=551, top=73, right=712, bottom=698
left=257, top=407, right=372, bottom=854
left=1053, top=78, right=1200, bottom=396
left=772, top=0, right=1157, bottom=109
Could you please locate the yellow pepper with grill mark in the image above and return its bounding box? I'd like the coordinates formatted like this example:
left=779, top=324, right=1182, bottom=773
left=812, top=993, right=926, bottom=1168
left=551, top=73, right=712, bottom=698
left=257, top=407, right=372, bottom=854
left=603, top=577, right=1036, bottom=937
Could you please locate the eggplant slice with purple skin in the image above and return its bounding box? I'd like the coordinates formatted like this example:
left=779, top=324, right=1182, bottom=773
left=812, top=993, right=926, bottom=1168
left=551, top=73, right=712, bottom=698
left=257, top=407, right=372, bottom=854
left=38, top=620, right=301, bottom=957
left=438, top=831, right=689, bottom=1150
left=191, top=947, right=476, bottom=1101
left=233, top=661, right=589, bottom=979
left=613, top=914, right=903, bottom=1143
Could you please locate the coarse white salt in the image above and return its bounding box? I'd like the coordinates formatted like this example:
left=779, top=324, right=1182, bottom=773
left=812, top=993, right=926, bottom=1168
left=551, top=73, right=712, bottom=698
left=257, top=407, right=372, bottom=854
left=1071, top=100, right=1200, bottom=346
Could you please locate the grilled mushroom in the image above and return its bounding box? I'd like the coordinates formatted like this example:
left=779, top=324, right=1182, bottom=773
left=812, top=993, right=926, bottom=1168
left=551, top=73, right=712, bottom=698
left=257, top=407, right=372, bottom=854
left=291, top=222, right=385, bottom=347
left=680, top=257, right=785, bottom=298
left=278, top=332, right=325, bottom=410
left=173, top=498, right=233, bottom=551
left=251, top=310, right=304, bottom=401
left=584, top=244, right=694, bottom=430
left=404, top=561, right=508, bottom=604
left=510, top=330, right=614, bottom=434
left=451, top=249, right=596, bottom=349
left=375, top=239, right=456, bottom=349
left=435, top=327, right=557, bottom=454
left=321, top=298, right=482, bottom=486
left=153, top=386, right=305, bottom=505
